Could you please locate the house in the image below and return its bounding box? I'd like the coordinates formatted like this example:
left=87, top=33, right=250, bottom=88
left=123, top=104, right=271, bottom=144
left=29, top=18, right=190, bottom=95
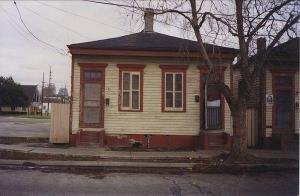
left=67, top=9, right=238, bottom=149
left=41, top=96, right=62, bottom=114
left=1, top=85, right=39, bottom=114
left=254, top=38, right=299, bottom=150
left=232, top=37, right=299, bottom=150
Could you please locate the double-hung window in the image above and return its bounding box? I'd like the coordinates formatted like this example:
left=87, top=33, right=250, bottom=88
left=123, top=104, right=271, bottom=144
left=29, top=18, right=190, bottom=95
left=118, top=64, right=144, bottom=111
left=122, top=72, right=140, bottom=110
left=165, top=73, right=183, bottom=110
left=160, top=65, right=188, bottom=112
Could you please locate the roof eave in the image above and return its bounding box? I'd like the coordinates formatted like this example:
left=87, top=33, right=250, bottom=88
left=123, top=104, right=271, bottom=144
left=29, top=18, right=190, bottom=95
left=69, top=48, right=238, bottom=59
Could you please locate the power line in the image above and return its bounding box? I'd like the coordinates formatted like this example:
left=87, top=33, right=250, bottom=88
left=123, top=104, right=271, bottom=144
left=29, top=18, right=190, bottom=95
left=84, top=0, right=298, bottom=45
left=13, top=1, right=69, bottom=56
left=36, top=1, right=238, bottom=46
left=37, top=1, right=134, bottom=34
left=0, top=7, right=32, bottom=43
left=86, top=0, right=239, bottom=46
left=84, top=0, right=299, bottom=22
left=19, top=3, right=93, bottom=41
left=0, top=6, right=69, bottom=55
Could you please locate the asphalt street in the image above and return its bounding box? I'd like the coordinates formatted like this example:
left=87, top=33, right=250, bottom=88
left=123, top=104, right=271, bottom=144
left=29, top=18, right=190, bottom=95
left=0, top=168, right=298, bottom=196
left=0, top=116, right=49, bottom=138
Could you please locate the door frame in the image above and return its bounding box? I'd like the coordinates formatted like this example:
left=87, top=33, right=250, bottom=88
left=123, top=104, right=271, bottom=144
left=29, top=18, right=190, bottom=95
left=79, top=63, right=107, bottom=128
left=271, top=70, right=295, bottom=133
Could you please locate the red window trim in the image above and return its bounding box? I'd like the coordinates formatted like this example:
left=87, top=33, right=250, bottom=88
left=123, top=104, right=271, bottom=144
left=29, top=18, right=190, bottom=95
left=271, top=70, right=295, bottom=133
left=199, top=67, right=225, bottom=130
left=79, top=64, right=107, bottom=128
left=118, top=64, right=145, bottom=112
left=160, top=65, right=188, bottom=112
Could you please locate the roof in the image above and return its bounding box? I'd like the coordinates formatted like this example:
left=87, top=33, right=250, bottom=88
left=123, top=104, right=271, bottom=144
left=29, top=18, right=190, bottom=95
left=68, top=32, right=238, bottom=54
left=268, top=37, right=299, bottom=59
left=21, top=85, right=37, bottom=102
left=252, top=37, right=299, bottom=68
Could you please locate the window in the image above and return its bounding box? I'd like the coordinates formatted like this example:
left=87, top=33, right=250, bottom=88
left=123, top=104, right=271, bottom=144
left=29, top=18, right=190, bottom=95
left=200, top=69, right=224, bottom=130
left=165, top=73, right=183, bottom=109
left=121, top=72, right=140, bottom=110
left=275, top=76, right=292, bottom=86
left=160, top=65, right=188, bottom=112
left=118, top=64, right=144, bottom=111
left=80, top=66, right=106, bottom=128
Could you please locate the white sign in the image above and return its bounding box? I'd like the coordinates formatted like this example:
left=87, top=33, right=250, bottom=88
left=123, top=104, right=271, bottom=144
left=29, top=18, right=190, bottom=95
left=266, top=95, right=273, bottom=106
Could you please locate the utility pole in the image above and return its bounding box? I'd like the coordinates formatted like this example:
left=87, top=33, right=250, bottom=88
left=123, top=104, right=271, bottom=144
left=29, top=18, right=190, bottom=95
left=47, top=66, right=52, bottom=116
left=41, top=72, right=45, bottom=116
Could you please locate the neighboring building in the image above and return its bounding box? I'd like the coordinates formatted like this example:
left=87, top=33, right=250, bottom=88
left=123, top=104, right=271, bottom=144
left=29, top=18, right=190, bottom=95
left=43, top=83, right=56, bottom=97
left=41, top=96, right=62, bottom=114
left=67, top=9, right=238, bottom=149
left=258, top=38, right=299, bottom=150
left=1, top=85, right=39, bottom=114
left=233, top=37, right=299, bottom=150
left=57, top=87, right=69, bottom=103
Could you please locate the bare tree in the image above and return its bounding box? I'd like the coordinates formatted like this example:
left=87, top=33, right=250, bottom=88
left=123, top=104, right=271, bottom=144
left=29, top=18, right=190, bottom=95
left=120, top=0, right=299, bottom=161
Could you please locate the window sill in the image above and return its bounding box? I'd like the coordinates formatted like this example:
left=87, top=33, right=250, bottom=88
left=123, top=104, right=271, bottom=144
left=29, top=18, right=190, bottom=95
left=162, top=110, right=186, bottom=113
left=79, top=123, right=103, bottom=128
left=119, top=109, right=143, bottom=112
left=201, top=129, right=224, bottom=133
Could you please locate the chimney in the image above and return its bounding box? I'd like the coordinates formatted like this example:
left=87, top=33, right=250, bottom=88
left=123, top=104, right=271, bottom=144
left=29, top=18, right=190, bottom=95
left=257, top=37, right=266, bottom=52
left=144, top=8, right=154, bottom=32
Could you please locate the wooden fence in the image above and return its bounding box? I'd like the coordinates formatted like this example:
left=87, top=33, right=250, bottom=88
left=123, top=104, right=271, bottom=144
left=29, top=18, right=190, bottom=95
left=49, top=103, right=70, bottom=143
left=246, top=108, right=258, bottom=147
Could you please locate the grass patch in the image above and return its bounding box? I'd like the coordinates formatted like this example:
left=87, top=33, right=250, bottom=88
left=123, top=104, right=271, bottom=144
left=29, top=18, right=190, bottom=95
left=16, top=115, right=50, bottom=119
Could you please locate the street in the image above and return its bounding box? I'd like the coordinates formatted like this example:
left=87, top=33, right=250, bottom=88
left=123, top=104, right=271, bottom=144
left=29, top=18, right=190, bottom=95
left=0, top=116, right=49, bottom=138
left=0, top=168, right=298, bottom=196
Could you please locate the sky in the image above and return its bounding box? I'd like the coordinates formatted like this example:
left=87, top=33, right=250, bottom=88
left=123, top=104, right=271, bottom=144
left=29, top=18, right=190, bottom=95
left=0, top=1, right=238, bottom=93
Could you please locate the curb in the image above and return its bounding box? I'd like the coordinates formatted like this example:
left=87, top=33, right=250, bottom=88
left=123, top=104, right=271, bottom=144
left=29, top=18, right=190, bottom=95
left=0, top=159, right=196, bottom=168
left=0, top=159, right=297, bottom=171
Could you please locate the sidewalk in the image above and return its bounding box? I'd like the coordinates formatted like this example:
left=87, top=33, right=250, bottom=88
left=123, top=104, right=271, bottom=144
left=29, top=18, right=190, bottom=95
left=0, top=142, right=298, bottom=172
left=0, top=142, right=298, bottom=161
left=0, top=143, right=219, bottom=160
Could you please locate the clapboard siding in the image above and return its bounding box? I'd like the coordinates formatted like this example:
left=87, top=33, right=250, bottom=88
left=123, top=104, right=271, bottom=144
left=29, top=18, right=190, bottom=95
left=104, top=63, right=200, bottom=135
left=294, top=71, right=299, bottom=133
left=71, top=57, right=233, bottom=136
left=265, top=70, right=273, bottom=137
left=224, top=66, right=233, bottom=135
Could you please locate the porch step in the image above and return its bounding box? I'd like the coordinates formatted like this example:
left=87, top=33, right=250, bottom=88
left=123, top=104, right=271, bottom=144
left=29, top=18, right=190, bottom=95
left=79, top=131, right=99, bottom=145
left=201, top=131, right=229, bottom=150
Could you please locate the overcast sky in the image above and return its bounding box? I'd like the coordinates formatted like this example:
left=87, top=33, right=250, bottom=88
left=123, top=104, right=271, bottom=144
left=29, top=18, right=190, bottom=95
left=0, top=1, right=238, bottom=93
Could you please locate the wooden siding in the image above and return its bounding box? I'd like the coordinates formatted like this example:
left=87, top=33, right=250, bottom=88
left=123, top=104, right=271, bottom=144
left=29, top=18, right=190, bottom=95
left=71, top=57, right=233, bottom=136
left=247, top=108, right=258, bottom=147
left=295, top=71, right=299, bottom=133
left=105, top=63, right=199, bottom=135
left=265, top=70, right=273, bottom=137
left=224, top=66, right=233, bottom=135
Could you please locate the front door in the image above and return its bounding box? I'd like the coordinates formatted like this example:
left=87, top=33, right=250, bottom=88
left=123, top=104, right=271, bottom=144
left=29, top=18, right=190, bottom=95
left=80, top=66, right=105, bottom=128
left=272, top=73, right=294, bottom=132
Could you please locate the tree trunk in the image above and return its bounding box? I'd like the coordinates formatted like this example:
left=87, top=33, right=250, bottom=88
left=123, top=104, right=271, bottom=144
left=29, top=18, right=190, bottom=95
left=227, top=105, right=250, bottom=162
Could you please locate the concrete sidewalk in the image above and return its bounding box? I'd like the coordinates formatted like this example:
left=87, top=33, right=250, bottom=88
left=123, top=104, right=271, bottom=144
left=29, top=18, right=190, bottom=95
left=0, top=143, right=298, bottom=161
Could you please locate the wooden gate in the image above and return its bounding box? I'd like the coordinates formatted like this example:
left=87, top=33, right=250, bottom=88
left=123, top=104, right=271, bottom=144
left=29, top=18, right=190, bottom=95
left=247, top=109, right=258, bottom=147
left=50, top=103, right=70, bottom=143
